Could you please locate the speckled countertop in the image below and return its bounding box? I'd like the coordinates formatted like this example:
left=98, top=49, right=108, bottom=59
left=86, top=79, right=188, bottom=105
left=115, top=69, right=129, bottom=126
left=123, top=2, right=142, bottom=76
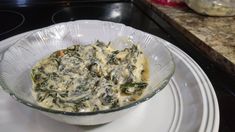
left=146, top=0, right=235, bottom=75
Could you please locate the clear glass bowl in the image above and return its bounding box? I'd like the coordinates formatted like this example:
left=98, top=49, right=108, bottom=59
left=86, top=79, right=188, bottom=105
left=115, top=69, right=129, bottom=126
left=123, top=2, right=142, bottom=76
left=184, top=0, right=235, bottom=16
left=0, top=20, right=175, bottom=125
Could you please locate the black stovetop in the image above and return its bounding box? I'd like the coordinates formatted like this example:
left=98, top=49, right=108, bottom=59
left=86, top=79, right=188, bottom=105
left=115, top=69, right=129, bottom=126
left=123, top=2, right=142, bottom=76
left=0, top=0, right=234, bottom=131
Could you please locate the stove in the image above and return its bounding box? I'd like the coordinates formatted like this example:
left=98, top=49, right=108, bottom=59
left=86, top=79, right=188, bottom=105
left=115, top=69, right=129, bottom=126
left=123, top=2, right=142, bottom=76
left=0, top=0, right=234, bottom=131
left=0, top=1, right=168, bottom=41
left=0, top=10, right=24, bottom=35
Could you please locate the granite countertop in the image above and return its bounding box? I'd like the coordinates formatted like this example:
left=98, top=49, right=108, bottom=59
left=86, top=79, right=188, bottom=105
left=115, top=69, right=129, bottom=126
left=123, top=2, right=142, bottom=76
left=146, top=0, right=235, bottom=76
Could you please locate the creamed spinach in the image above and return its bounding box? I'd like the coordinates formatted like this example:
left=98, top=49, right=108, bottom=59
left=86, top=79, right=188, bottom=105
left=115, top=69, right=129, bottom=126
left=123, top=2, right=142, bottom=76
left=31, top=41, right=149, bottom=112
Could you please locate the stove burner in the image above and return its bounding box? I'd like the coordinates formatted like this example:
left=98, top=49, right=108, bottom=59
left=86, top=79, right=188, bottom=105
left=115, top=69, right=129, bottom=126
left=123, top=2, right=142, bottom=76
left=52, top=5, right=125, bottom=23
left=0, top=10, right=25, bottom=35
left=52, top=6, right=108, bottom=23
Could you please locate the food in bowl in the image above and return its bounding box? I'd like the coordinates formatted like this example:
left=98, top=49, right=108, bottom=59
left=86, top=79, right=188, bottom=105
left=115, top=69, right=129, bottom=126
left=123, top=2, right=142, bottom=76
left=0, top=20, right=175, bottom=125
left=184, top=0, right=235, bottom=16
left=31, top=41, right=149, bottom=112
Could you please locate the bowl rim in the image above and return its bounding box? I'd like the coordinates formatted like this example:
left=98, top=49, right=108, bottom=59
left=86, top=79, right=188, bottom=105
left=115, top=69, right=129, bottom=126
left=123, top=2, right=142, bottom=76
left=0, top=20, right=175, bottom=116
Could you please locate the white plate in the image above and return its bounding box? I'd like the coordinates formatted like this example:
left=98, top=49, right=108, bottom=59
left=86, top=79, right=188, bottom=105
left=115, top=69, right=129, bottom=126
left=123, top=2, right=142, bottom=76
left=0, top=21, right=219, bottom=132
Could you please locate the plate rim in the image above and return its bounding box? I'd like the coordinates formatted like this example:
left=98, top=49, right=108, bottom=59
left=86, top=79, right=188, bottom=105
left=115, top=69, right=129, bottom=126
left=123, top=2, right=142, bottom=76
left=0, top=20, right=219, bottom=132
left=165, top=42, right=219, bottom=132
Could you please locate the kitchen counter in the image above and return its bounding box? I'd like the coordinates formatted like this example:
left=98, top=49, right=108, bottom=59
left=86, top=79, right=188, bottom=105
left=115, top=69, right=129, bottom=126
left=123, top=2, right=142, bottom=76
left=146, top=0, right=235, bottom=76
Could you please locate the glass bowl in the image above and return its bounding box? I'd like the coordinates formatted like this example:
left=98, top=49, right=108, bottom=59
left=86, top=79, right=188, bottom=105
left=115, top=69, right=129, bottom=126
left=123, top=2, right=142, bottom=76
left=0, top=20, right=175, bottom=125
